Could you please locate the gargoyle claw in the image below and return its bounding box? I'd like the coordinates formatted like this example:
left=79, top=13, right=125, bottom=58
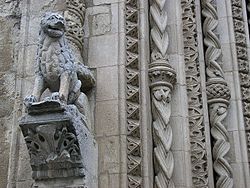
left=24, top=95, right=37, bottom=107
left=51, top=92, right=60, bottom=101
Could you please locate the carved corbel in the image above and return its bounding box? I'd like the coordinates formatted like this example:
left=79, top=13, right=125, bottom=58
left=19, top=11, right=97, bottom=188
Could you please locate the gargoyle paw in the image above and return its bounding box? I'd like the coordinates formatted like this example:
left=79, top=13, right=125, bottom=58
left=51, top=92, right=60, bottom=101
left=24, top=95, right=37, bottom=107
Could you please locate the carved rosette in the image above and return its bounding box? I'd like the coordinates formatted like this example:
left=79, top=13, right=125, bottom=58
left=232, top=0, right=250, bottom=167
left=181, top=0, right=209, bottom=186
left=125, top=0, right=142, bottom=187
left=64, top=0, right=85, bottom=59
left=201, top=0, right=233, bottom=187
left=149, top=0, right=176, bottom=187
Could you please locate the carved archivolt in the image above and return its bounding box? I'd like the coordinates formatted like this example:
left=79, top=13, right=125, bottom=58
left=149, top=0, right=176, bottom=187
left=181, top=0, right=209, bottom=187
left=232, top=0, right=250, bottom=168
left=201, top=0, right=233, bottom=187
left=125, top=0, right=142, bottom=187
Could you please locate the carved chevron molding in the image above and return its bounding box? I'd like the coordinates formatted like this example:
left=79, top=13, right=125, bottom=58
left=201, top=0, right=233, bottom=187
left=125, top=0, right=142, bottom=187
left=181, top=0, right=209, bottom=187
left=149, top=0, right=176, bottom=187
left=233, top=0, right=250, bottom=167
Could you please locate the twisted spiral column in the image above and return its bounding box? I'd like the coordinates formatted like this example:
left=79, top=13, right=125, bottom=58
left=201, top=0, right=233, bottom=187
left=149, top=0, right=176, bottom=187
left=150, top=0, right=168, bottom=61
left=149, top=64, right=176, bottom=188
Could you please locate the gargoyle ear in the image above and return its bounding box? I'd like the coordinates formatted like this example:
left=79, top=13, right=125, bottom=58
left=40, top=12, right=52, bottom=25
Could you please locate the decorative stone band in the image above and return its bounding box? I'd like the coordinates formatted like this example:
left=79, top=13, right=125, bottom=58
left=65, top=0, right=86, bottom=56
left=125, top=0, right=142, bottom=187
left=206, top=80, right=231, bottom=105
left=149, top=61, right=176, bottom=90
left=149, top=61, right=176, bottom=188
left=232, top=0, right=250, bottom=167
left=181, top=0, right=210, bottom=186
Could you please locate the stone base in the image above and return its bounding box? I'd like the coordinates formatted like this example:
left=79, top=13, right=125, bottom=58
left=33, top=177, right=87, bottom=188
left=19, top=101, right=98, bottom=188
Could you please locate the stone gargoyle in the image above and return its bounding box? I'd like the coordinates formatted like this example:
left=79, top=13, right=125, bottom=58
left=24, top=12, right=95, bottom=118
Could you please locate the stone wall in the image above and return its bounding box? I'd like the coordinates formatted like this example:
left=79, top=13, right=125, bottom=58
left=1, top=0, right=250, bottom=188
left=0, top=1, right=21, bottom=188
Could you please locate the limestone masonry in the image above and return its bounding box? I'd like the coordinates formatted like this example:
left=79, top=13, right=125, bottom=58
left=1, top=0, right=250, bottom=188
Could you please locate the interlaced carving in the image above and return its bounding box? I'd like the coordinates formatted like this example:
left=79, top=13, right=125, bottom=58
left=150, top=0, right=168, bottom=62
left=201, top=0, right=233, bottom=187
left=125, top=0, right=142, bottom=187
left=233, top=0, right=250, bottom=167
left=149, top=64, right=176, bottom=188
left=149, top=0, right=176, bottom=187
left=65, top=0, right=85, bottom=56
left=181, top=0, right=209, bottom=187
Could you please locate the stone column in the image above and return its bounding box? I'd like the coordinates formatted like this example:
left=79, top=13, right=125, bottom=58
left=149, top=0, right=177, bottom=187
left=201, top=0, right=233, bottom=187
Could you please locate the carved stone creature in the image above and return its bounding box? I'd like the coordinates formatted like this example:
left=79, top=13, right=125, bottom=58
left=25, top=12, right=95, bottom=119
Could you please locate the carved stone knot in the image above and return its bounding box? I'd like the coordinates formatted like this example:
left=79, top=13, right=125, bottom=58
left=149, top=60, right=176, bottom=90
left=206, top=79, right=231, bottom=104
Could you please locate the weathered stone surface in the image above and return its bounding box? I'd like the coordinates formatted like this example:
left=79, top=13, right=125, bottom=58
left=19, top=100, right=97, bottom=187
left=0, top=2, right=21, bottom=188
left=2, top=0, right=250, bottom=188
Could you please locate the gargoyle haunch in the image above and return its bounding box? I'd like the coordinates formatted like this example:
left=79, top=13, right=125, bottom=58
left=25, top=12, right=95, bottom=116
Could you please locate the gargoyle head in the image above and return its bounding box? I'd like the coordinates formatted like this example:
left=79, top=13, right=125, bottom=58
left=40, top=12, right=66, bottom=38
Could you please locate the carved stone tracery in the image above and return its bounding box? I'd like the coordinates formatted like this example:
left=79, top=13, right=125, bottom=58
left=181, top=0, right=209, bottom=187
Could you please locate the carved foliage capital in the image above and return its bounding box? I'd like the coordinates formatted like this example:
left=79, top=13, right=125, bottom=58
left=19, top=102, right=88, bottom=180
left=149, top=61, right=176, bottom=90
